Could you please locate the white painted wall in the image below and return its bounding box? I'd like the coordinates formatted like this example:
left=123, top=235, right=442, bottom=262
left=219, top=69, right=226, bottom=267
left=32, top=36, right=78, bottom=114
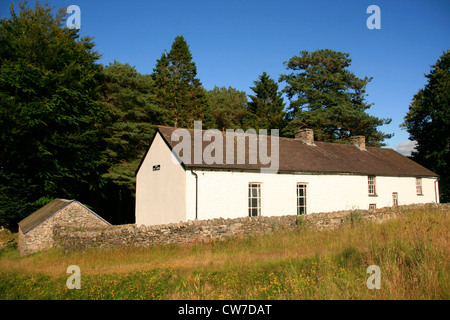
left=135, top=133, right=186, bottom=226
left=186, top=170, right=439, bottom=221
left=374, top=176, right=439, bottom=207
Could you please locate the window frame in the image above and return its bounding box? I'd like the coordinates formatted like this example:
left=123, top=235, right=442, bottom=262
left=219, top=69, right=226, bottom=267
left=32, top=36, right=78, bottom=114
left=392, top=192, right=398, bottom=207
left=416, top=177, right=423, bottom=195
left=296, top=183, right=308, bottom=215
left=368, top=176, right=377, bottom=196
left=248, top=182, right=262, bottom=217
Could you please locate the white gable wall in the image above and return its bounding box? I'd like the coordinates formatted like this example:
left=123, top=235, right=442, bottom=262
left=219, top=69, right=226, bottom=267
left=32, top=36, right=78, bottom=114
left=186, top=170, right=438, bottom=221
left=136, top=132, right=186, bottom=226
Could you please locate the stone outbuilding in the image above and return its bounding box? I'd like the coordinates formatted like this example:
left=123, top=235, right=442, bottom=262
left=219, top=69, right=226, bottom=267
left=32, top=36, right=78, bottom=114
left=18, top=199, right=110, bottom=255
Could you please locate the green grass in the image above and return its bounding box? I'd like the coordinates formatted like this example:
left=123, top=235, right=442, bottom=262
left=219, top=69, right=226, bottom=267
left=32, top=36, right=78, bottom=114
left=0, top=206, right=448, bottom=300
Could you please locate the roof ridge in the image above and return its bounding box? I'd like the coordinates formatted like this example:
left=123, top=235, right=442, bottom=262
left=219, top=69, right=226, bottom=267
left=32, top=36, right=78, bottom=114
left=54, top=198, right=73, bottom=202
left=152, top=125, right=437, bottom=177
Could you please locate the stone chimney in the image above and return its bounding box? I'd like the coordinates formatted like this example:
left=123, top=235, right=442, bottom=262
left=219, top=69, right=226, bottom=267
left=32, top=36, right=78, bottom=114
left=295, top=128, right=315, bottom=145
left=349, top=136, right=366, bottom=151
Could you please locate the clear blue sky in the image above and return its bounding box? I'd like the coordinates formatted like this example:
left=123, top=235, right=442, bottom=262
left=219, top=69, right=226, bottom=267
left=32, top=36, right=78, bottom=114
left=1, top=0, right=449, bottom=153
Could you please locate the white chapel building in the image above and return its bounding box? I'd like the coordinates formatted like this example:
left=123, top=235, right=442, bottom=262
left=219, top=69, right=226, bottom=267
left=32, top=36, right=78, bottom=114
left=135, top=126, right=439, bottom=226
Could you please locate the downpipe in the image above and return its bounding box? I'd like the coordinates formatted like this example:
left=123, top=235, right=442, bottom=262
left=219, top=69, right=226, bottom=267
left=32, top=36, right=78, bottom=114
left=434, top=177, right=440, bottom=204
left=191, top=169, right=198, bottom=220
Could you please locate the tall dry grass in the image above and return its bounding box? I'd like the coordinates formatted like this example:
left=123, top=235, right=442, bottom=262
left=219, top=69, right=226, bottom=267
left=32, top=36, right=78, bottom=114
left=0, top=205, right=448, bottom=299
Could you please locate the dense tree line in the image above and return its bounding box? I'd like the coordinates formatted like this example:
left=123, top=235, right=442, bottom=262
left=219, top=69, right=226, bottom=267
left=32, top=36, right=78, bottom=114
left=3, top=2, right=440, bottom=229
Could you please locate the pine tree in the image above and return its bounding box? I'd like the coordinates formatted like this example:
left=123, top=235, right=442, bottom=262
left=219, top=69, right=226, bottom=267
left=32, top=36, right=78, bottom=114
left=247, top=72, right=286, bottom=131
left=152, top=36, right=215, bottom=129
left=280, top=49, right=391, bottom=146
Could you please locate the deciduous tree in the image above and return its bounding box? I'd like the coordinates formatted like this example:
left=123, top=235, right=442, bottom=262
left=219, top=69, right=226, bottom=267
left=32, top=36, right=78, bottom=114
left=205, top=86, right=249, bottom=131
left=0, top=1, right=105, bottom=228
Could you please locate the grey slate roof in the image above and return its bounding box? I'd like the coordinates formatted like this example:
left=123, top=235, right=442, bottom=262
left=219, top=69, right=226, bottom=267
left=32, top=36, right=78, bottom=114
left=18, top=199, right=110, bottom=234
left=18, top=199, right=72, bottom=234
left=149, top=125, right=438, bottom=177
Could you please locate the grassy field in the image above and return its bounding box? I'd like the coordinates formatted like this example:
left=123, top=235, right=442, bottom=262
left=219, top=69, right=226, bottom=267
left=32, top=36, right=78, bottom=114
left=0, top=206, right=448, bottom=300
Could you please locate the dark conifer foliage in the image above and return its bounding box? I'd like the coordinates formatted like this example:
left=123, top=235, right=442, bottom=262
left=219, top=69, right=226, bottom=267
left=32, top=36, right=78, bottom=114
left=403, top=50, right=450, bottom=202
left=152, top=36, right=215, bottom=129
left=247, top=72, right=286, bottom=132
left=280, top=49, right=391, bottom=146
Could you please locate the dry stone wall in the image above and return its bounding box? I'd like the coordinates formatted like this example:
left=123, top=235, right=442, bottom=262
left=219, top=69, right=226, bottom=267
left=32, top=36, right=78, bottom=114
left=54, top=203, right=448, bottom=253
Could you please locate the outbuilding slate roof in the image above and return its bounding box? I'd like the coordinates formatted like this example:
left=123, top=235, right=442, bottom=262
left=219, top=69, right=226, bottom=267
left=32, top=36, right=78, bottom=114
left=143, top=125, right=437, bottom=177
left=18, top=199, right=109, bottom=234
